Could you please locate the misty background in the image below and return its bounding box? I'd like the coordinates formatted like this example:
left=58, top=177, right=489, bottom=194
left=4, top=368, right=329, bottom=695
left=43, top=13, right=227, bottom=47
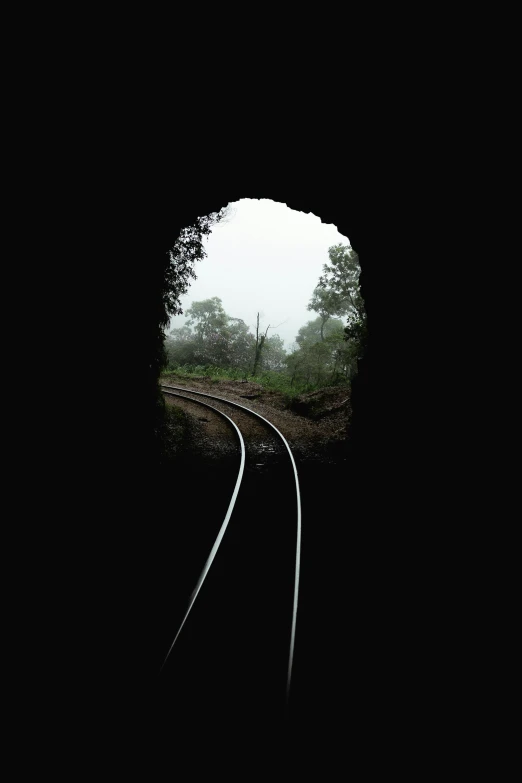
left=168, top=198, right=351, bottom=350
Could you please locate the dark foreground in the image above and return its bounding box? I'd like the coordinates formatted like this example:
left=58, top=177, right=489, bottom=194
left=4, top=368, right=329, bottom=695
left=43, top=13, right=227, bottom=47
left=145, top=447, right=379, bottom=768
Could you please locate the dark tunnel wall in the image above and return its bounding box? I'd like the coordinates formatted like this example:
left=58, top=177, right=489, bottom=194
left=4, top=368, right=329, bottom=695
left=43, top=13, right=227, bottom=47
left=37, top=142, right=459, bottom=769
left=85, top=163, right=375, bottom=502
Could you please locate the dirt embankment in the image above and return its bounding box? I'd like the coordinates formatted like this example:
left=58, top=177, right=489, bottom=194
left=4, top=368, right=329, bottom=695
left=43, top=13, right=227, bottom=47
left=161, top=374, right=352, bottom=464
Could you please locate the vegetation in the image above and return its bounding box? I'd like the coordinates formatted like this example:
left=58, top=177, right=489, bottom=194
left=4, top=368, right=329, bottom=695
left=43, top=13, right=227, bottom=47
left=161, top=242, right=366, bottom=402
left=161, top=365, right=313, bottom=400
left=149, top=207, right=232, bottom=466
left=165, top=297, right=286, bottom=378
left=317, top=243, right=367, bottom=360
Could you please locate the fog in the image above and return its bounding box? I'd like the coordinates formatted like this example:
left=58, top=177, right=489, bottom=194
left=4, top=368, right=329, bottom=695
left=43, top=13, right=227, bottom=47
left=168, top=198, right=351, bottom=349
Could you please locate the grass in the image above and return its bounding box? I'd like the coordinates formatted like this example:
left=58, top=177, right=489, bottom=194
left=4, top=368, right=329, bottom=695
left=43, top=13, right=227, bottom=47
left=160, top=364, right=350, bottom=404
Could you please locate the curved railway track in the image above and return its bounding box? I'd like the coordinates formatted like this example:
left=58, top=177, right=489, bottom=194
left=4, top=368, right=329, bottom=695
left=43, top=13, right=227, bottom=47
left=159, top=391, right=246, bottom=672
left=157, top=383, right=302, bottom=734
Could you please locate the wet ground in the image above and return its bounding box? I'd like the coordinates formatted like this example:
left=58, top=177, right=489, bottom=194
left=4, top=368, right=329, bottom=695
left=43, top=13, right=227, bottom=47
left=159, top=373, right=353, bottom=464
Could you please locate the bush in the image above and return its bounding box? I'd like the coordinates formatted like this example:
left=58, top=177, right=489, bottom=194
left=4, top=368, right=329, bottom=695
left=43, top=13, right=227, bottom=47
left=160, top=364, right=351, bottom=406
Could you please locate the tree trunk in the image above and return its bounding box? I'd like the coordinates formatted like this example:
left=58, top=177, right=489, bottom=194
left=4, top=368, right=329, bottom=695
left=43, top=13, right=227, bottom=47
left=320, top=314, right=329, bottom=341
left=251, top=312, right=270, bottom=376
left=252, top=336, right=265, bottom=376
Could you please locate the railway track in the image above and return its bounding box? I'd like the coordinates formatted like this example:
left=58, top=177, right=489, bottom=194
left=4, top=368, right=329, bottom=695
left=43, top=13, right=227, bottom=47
left=157, top=383, right=302, bottom=735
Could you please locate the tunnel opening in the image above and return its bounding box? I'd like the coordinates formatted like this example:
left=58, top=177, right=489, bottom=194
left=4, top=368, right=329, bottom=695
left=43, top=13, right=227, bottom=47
left=159, top=198, right=367, bottom=464
left=150, top=198, right=370, bottom=743
left=34, top=119, right=458, bottom=774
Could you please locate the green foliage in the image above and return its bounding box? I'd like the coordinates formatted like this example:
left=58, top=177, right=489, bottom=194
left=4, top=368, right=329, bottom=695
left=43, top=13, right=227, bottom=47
left=295, top=316, right=345, bottom=346
left=160, top=365, right=320, bottom=403
left=164, top=325, right=198, bottom=366
left=163, top=208, right=231, bottom=325
left=284, top=244, right=367, bottom=389
left=159, top=240, right=366, bottom=423
left=166, top=297, right=256, bottom=372
left=165, top=298, right=288, bottom=377
left=163, top=364, right=248, bottom=381
left=186, top=297, right=228, bottom=339
left=344, top=318, right=368, bottom=361
left=307, top=286, right=347, bottom=340
left=259, top=333, right=287, bottom=372
left=254, top=370, right=316, bottom=397
left=318, top=243, right=366, bottom=329
left=317, top=243, right=367, bottom=372
left=286, top=316, right=353, bottom=387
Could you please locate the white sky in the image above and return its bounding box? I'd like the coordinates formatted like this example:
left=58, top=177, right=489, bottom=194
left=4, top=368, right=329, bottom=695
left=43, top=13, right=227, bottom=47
left=168, top=198, right=351, bottom=349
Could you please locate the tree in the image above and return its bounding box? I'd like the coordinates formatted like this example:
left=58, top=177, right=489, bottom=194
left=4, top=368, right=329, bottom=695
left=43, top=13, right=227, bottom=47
left=343, top=318, right=368, bottom=362
left=260, top=333, right=287, bottom=372
left=285, top=317, right=349, bottom=387
left=184, top=297, right=235, bottom=367
left=295, top=316, right=344, bottom=347
left=316, top=243, right=367, bottom=372
left=164, top=325, right=199, bottom=366
left=186, top=297, right=228, bottom=341
left=226, top=318, right=256, bottom=370
left=251, top=314, right=286, bottom=376
left=252, top=313, right=270, bottom=377
left=285, top=340, right=332, bottom=387
left=318, top=243, right=365, bottom=327
left=307, top=286, right=347, bottom=340
left=163, top=207, right=232, bottom=324
left=166, top=298, right=256, bottom=372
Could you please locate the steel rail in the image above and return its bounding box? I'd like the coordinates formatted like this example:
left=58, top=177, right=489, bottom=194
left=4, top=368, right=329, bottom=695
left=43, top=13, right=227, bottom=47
left=161, top=383, right=302, bottom=707
left=160, top=391, right=245, bottom=671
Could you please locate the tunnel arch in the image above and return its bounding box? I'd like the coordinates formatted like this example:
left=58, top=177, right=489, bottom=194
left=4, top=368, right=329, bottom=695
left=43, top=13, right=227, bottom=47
left=155, top=190, right=371, bottom=458
left=37, top=106, right=454, bottom=772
